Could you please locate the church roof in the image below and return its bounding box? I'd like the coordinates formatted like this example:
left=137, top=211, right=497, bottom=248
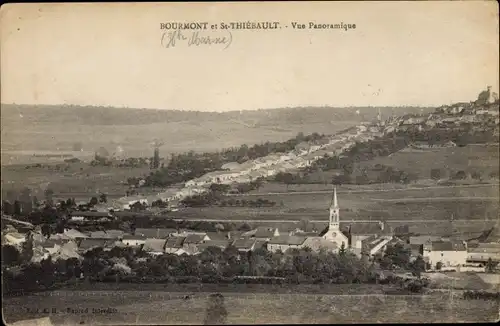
left=345, top=223, right=384, bottom=235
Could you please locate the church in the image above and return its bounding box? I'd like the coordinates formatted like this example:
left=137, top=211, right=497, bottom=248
left=318, top=187, right=394, bottom=256
left=320, top=187, right=349, bottom=250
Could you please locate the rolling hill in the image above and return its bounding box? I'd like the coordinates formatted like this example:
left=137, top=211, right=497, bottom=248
left=1, top=104, right=431, bottom=164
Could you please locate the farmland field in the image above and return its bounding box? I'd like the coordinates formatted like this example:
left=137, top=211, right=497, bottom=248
left=299, top=143, right=499, bottom=183
left=357, top=144, right=500, bottom=179
left=175, top=183, right=499, bottom=222
left=3, top=289, right=499, bottom=324
left=0, top=162, right=152, bottom=202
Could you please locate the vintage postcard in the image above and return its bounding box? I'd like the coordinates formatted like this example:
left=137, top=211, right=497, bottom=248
left=1, top=1, right=499, bottom=325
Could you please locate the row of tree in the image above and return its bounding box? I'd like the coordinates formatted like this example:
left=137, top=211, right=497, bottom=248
left=219, top=198, right=276, bottom=208
left=3, top=244, right=407, bottom=295
left=180, top=180, right=264, bottom=208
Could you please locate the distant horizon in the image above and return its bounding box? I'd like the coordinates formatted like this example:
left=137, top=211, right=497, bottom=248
left=0, top=101, right=444, bottom=114
left=1, top=3, right=498, bottom=112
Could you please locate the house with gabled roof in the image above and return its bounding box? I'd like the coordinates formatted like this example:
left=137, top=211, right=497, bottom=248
left=164, top=236, right=186, bottom=254
left=267, top=235, right=307, bottom=253
left=423, top=240, right=467, bottom=269
left=231, top=237, right=257, bottom=252
left=360, top=236, right=395, bottom=258
left=122, top=234, right=147, bottom=247
left=134, top=228, right=175, bottom=239
left=104, top=240, right=126, bottom=251
left=243, top=227, right=280, bottom=241
left=184, top=233, right=209, bottom=244
left=301, top=237, right=338, bottom=253
left=143, top=239, right=167, bottom=256
left=89, top=229, right=124, bottom=240
left=77, top=238, right=109, bottom=253
left=205, top=231, right=230, bottom=241
left=182, top=233, right=210, bottom=254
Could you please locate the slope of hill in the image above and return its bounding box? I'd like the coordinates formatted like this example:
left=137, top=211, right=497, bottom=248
left=0, top=104, right=432, bottom=164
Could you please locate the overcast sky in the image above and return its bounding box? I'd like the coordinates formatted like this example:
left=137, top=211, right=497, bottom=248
left=1, top=2, right=499, bottom=111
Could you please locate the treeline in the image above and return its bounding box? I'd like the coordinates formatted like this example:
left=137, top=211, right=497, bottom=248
left=274, top=164, right=416, bottom=186
left=2, top=245, right=402, bottom=295
left=180, top=180, right=264, bottom=208
left=462, top=291, right=500, bottom=302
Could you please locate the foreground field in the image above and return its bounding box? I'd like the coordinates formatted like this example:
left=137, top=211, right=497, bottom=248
left=4, top=289, right=498, bottom=324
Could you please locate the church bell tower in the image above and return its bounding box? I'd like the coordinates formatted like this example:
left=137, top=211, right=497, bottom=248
left=329, top=187, right=340, bottom=230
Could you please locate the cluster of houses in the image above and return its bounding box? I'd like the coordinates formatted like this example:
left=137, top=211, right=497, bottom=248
left=108, top=124, right=385, bottom=211
left=383, top=92, right=500, bottom=135
left=3, top=187, right=499, bottom=272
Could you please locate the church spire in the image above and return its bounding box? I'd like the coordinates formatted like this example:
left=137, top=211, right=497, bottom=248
left=333, top=186, right=338, bottom=208
left=329, top=186, right=340, bottom=230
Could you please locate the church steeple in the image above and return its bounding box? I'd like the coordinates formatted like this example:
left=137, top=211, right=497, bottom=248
left=329, top=187, right=340, bottom=230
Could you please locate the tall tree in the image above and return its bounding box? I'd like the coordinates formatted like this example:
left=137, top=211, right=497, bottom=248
left=410, top=256, right=426, bottom=278
left=99, top=193, right=108, bottom=204
left=89, top=197, right=99, bottom=207
left=13, top=200, right=22, bottom=216
left=486, top=258, right=496, bottom=273
left=339, top=242, right=347, bottom=256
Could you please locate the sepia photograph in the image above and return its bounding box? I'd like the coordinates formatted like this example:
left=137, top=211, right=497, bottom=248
left=1, top=1, right=499, bottom=324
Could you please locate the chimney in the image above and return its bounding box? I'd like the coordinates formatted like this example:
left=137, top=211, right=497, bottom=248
left=227, top=231, right=231, bottom=240
left=379, top=221, right=384, bottom=231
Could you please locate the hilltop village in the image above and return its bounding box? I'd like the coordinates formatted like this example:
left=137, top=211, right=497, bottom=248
left=2, top=88, right=500, bottom=294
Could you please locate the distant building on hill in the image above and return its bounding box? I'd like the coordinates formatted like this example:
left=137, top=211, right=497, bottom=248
left=476, top=86, right=499, bottom=106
